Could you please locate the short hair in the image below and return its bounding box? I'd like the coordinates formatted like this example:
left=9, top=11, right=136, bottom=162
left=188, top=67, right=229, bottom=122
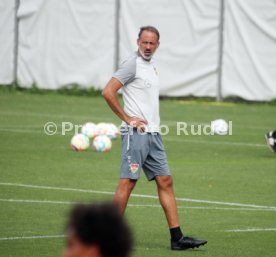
left=67, top=203, right=133, bottom=257
left=138, top=25, right=160, bottom=40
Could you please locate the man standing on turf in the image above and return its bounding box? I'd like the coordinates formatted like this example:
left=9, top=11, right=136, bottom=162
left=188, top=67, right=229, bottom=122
left=102, top=26, right=207, bottom=250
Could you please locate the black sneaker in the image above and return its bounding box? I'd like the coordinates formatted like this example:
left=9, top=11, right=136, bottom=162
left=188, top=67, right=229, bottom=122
left=171, top=236, right=207, bottom=250
left=265, top=132, right=276, bottom=153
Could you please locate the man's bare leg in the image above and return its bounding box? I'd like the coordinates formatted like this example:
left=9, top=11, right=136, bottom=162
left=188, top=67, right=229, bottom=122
left=114, top=178, right=136, bottom=215
left=155, top=175, right=180, bottom=228
left=155, top=175, right=207, bottom=250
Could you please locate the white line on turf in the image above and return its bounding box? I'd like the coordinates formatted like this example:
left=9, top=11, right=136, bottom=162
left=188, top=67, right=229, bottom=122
left=0, top=235, right=66, bottom=241
left=0, top=182, right=114, bottom=195
left=0, top=125, right=44, bottom=128
left=0, top=111, right=270, bottom=130
left=0, top=198, right=74, bottom=205
left=177, top=207, right=276, bottom=212
left=0, top=199, right=275, bottom=212
left=129, top=204, right=276, bottom=212
left=163, top=137, right=266, bottom=148
left=0, top=126, right=266, bottom=147
left=1, top=125, right=266, bottom=147
left=225, top=228, right=276, bottom=232
left=1, top=228, right=276, bottom=241
left=1, top=182, right=276, bottom=210
left=0, top=111, right=105, bottom=121
left=0, top=111, right=216, bottom=127
left=0, top=128, right=46, bottom=134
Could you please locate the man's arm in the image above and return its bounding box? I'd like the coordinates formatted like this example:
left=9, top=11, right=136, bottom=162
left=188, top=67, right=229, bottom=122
left=102, top=78, right=147, bottom=131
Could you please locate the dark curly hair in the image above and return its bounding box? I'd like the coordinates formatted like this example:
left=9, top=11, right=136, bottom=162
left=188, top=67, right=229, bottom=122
left=67, top=203, right=133, bottom=257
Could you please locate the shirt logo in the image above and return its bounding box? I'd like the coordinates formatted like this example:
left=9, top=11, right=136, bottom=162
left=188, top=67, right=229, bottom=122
left=144, top=79, right=152, bottom=88
left=130, top=163, right=139, bottom=173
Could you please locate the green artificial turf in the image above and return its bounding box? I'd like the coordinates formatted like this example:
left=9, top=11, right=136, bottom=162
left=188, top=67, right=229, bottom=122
left=0, top=90, right=275, bottom=257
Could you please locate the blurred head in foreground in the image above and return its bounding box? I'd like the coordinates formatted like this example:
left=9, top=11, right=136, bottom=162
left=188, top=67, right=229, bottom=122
left=63, top=203, right=133, bottom=257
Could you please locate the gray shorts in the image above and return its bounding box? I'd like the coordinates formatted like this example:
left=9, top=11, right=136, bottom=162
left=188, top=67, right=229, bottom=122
left=120, top=127, right=170, bottom=181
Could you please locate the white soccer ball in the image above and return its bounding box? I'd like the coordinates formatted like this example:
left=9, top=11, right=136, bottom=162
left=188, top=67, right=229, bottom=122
left=71, top=134, right=90, bottom=151
left=93, top=135, right=112, bottom=152
left=81, top=122, right=97, bottom=138
left=96, top=123, right=110, bottom=136
left=106, top=123, right=120, bottom=139
left=211, top=119, right=228, bottom=135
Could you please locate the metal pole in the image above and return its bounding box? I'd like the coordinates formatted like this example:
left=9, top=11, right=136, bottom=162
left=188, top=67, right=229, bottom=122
left=13, top=0, right=20, bottom=85
left=114, top=0, right=120, bottom=71
left=217, top=0, right=225, bottom=101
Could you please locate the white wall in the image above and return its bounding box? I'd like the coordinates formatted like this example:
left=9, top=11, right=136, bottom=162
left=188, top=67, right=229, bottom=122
left=17, top=0, right=115, bottom=89
left=223, top=0, right=276, bottom=101
left=0, top=0, right=16, bottom=84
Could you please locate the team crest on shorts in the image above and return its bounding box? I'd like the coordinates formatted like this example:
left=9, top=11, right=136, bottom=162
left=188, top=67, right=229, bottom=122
left=130, top=163, right=139, bottom=173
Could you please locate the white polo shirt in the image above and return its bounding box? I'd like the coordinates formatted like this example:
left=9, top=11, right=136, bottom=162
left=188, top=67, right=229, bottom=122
left=113, top=51, right=160, bottom=132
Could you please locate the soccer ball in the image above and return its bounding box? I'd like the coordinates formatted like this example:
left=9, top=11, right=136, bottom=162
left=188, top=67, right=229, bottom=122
left=93, top=135, right=112, bottom=152
left=211, top=119, right=228, bottom=135
left=81, top=122, right=97, bottom=138
left=96, top=123, right=119, bottom=139
left=96, top=122, right=110, bottom=136
left=71, top=134, right=90, bottom=151
left=106, top=123, right=120, bottom=139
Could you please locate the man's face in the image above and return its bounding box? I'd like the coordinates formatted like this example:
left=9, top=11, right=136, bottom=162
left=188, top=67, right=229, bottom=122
left=137, top=30, right=160, bottom=60
left=63, top=231, right=101, bottom=257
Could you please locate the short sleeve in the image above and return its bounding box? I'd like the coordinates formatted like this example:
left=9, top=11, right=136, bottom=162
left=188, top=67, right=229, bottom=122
left=112, top=55, right=136, bottom=86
